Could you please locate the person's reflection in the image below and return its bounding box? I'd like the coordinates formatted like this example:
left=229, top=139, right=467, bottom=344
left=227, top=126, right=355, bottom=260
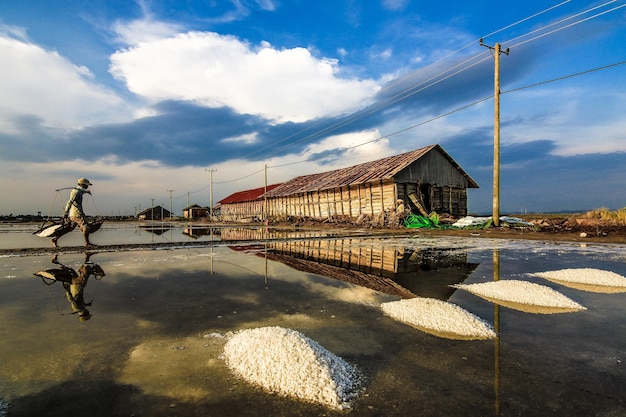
left=35, top=252, right=105, bottom=321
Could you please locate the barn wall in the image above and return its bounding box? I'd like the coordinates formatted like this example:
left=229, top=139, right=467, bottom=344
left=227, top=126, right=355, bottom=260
left=393, top=150, right=471, bottom=188
left=266, top=180, right=397, bottom=219
left=219, top=200, right=265, bottom=221
left=396, top=182, right=468, bottom=217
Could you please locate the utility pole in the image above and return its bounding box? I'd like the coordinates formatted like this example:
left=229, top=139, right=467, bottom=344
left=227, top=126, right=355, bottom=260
left=264, top=164, right=268, bottom=221
left=481, top=39, right=509, bottom=227
left=166, top=189, right=175, bottom=221
left=205, top=168, right=217, bottom=218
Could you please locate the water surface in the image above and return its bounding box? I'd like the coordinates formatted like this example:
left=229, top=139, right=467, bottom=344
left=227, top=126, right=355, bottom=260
left=1, top=233, right=625, bottom=416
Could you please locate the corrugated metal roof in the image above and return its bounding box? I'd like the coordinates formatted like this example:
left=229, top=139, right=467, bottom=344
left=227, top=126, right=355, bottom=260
left=262, top=144, right=477, bottom=198
left=218, top=183, right=282, bottom=204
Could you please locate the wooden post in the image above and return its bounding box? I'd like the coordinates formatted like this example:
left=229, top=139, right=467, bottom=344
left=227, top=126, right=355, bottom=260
left=493, top=43, right=502, bottom=227
left=481, top=39, right=509, bottom=227
left=263, top=164, right=267, bottom=220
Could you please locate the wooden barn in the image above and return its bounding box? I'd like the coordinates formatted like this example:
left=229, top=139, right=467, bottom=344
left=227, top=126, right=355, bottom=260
left=262, top=144, right=478, bottom=219
left=217, top=184, right=282, bottom=222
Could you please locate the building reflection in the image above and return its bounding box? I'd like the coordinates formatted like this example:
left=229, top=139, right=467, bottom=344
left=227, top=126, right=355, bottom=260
left=137, top=224, right=173, bottom=235
left=182, top=226, right=217, bottom=239
left=230, top=239, right=478, bottom=300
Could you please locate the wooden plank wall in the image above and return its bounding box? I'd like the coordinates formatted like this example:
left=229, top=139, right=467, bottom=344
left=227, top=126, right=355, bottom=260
left=221, top=181, right=467, bottom=220
left=397, top=183, right=468, bottom=217
left=266, top=180, right=397, bottom=219
left=219, top=200, right=265, bottom=221
left=430, top=187, right=467, bottom=218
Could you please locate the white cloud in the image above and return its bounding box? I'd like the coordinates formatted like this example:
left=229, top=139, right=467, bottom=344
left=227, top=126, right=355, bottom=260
left=222, top=132, right=258, bottom=144
left=109, top=30, right=381, bottom=123
left=254, top=0, right=278, bottom=12
left=0, top=35, right=129, bottom=131
left=112, top=17, right=181, bottom=45
left=382, top=0, right=410, bottom=11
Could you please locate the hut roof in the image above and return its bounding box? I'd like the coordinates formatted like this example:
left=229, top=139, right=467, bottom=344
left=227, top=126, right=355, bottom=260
left=218, top=183, right=282, bottom=204
left=183, top=204, right=207, bottom=210
left=263, top=144, right=478, bottom=198
left=137, top=206, right=171, bottom=216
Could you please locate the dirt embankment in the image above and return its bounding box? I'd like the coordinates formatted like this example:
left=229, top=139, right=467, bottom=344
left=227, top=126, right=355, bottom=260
left=263, top=214, right=626, bottom=244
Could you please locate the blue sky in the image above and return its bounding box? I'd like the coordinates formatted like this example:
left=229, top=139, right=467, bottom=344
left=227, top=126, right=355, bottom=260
left=1, top=0, right=625, bottom=217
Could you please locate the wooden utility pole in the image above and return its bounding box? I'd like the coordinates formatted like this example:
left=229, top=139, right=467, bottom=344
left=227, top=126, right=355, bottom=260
left=205, top=168, right=217, bottom=218
left=166, top=189, right=175, bottom=221
left=264, top=164, right=268, bottom=221
left=481, top=39, right=509, bottom=227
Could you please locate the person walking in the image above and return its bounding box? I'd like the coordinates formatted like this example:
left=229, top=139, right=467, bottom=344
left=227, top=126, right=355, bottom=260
left=52, top=178, right=96, bottom=247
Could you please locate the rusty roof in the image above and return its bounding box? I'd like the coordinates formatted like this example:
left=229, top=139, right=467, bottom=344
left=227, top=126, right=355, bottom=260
left=263, top=144, right=478, bottom=198
left=218, top=183, right=282, bottom=204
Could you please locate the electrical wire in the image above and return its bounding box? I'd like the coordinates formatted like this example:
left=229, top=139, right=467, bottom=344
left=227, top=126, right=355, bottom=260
left=258, top=3, right=623, bottom=164
left=163, top=1, right=625, bottom=200
left=239, top=1, right=575, bottom=162
left=273, top=57, right=626, bottom=168
left=506, top=1, right=626, bottom=50
left=244, top=1, right=618, bottom=163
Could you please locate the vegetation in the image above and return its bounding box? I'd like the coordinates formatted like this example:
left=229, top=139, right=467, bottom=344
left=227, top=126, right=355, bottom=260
left=584, top=207, right=626, bottom=225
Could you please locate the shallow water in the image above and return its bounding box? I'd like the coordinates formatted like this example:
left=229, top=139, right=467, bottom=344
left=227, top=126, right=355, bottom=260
left=0, top=222, right=352, bottom=250
left=1, top=232, right=626, bottom=416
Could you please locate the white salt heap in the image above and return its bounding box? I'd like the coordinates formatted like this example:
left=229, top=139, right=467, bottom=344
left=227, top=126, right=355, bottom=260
left=532, top=268, right=626, bottom=292
left=222, top=326, right=361, bottom=409
left=453, top=280, right=586, bottom=312
left=381, top=297, right=496, bottom=340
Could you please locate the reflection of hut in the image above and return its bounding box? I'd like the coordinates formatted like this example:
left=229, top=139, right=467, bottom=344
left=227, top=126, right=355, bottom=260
left=217, top=184, right=282, bottom=222
left=262, top=144, right=478, bottom=219
left=138, top=224, right=172, bottom=235
left=137, top=206, right=172, bottom=220
left=183, top=204, right=209, bottom=219
left=183, top=227, right=214, bottom=239
left=237, top=239, right=477, bottom=300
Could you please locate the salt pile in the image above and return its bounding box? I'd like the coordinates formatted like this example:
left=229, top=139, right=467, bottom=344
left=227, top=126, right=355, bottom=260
left=381, top=298, right=496, bottom=340
left=453, top=280, right=586, bottom=314
left=222, top=326, right=361, bottom=409
left=532, top=268, right=626, bottom=293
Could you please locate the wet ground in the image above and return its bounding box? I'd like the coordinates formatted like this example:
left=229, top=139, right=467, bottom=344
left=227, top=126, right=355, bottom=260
left=1, top=224, right=626, bottom=416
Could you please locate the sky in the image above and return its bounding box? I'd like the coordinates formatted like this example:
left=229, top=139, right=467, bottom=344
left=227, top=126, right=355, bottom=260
left=0, top=0, right=625, bottom=217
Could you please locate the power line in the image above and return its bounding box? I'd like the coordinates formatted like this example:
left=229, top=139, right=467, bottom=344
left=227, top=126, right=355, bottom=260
left=503, top=60, right=626, bottom=94
left=239, top=1, right=576, bottom=162
left=273, top=58, right=626, bottom=168
left=245, top=1, right=618, bottom=162
left=189, top=2, right=624, bottom=192
left=504, top=0, right=618, bottom=49
left=171, top=55, right=624, bottom=204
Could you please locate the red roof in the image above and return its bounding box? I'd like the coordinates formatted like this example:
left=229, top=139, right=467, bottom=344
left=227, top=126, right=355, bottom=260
left=218, top=183, right=282, bottom=204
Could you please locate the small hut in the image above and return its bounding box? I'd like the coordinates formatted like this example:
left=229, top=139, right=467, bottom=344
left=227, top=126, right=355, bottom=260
left=182, top=204, right=209, bottom=219
left=262, top=144, right=478, bottom=219
left=137, top=206, right=172, bottom=221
